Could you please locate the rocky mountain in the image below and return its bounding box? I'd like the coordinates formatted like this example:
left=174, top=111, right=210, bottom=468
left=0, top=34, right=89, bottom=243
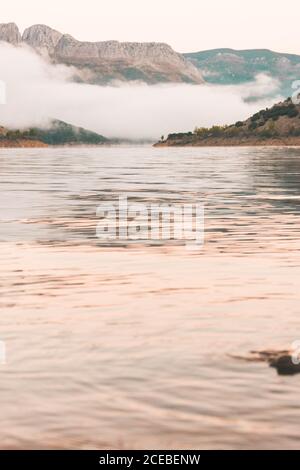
left=155, top=98, right=300, bottom=147
left=52, top=33, right=204, bottom=84
left=1, top=22, right=299, bottom=94
left=0, top=120, right=109, bottom=147
left=22, top=24, right=63, bottom=56
left=184, top=48, right=300, bottom=97
left=0, top=22, right=21, bottom=45
left=0, top=22, right=204, bottom=85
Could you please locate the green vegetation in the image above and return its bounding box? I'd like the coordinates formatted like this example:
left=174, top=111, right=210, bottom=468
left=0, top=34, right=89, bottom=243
left=251, top=101, right=299, bottom=123
left=259, top=121, right=278, bottom=139
left=161, top=98, right=300, bottom=145
left=184, top=49, right=300, bottom=98
left=194, top=125, right=228, bottom=138
left=1, top=120, right=108, bottom=145
left=168, top=132, right=193, bottom=140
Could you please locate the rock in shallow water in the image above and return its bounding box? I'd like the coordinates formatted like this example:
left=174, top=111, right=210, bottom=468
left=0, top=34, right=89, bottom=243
left=231, top=349, right=300, bottom=376
left=269, top=355, right=300, bottom=376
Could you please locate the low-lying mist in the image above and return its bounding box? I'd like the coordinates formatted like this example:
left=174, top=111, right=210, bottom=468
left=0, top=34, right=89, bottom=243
left=0, top=43, right=283, bottom=140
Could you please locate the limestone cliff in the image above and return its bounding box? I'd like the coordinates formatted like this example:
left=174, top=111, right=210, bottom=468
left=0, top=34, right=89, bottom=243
left=0, top=22, right=21, bottom=45
left=52, top=32, right=204, bottom=84
left=0, top=22, right=204, bottom=85
left=22, top=24, right=63, bottom=56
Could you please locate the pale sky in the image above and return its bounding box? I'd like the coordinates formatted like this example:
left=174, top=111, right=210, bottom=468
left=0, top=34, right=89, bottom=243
left=1, top=0, right=300, bottom=54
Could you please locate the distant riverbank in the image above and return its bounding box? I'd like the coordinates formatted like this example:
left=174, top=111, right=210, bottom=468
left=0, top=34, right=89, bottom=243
left=0, top=119, right=109, bottom=148
left=0, top=139, right=48, bottom=148
left=155, top=98, right=300, bottom=148
left=155, top=136, right=300, bottom=147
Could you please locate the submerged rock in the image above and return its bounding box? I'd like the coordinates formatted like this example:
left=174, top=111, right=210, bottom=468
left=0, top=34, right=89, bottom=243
left=231, top=349, right=300, bottom=376
left=269, top=355, right=300, bottom=376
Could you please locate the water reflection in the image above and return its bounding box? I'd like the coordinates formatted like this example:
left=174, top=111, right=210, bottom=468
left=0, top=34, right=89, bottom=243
left=1, top=146, right=300, bottom=252
left=0, top=146, right=300, bottom=449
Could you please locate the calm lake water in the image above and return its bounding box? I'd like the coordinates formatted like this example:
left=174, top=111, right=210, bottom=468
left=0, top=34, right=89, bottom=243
left=1, top=146, right=300, bottom=450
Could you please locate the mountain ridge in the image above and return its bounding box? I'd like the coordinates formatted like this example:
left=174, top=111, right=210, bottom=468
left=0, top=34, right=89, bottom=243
left=184, top=48, right=300, bottom=96
left=0, top=22, right=204, bottom=85
left=1, top=23, right=300, bottom=94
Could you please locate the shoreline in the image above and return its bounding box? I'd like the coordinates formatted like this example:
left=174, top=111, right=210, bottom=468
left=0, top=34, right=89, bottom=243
left=154, top=137, right=300, bottom=148
left=0, top=139, right=49, bottom=148
left=0, top=141, right=153, bottom=149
